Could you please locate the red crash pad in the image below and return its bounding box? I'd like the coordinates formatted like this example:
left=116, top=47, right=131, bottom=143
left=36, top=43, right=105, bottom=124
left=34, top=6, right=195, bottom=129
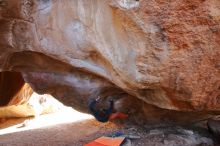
left=109, top=112, right=128, bottom=120
left=84, top=136, right=125, bottom=146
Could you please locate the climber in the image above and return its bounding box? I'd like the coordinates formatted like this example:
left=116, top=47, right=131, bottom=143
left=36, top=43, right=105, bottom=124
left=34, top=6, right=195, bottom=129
left=89, top=96, right=128, bottom=123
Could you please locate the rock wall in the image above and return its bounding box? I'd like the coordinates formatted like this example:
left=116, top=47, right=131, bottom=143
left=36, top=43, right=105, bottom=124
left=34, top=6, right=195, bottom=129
left=0, top=0, right=220, bottom=122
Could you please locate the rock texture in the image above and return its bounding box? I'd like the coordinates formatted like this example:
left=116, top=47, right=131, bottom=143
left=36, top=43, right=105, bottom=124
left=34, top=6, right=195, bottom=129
left=0, top=0, right=220, bottom=122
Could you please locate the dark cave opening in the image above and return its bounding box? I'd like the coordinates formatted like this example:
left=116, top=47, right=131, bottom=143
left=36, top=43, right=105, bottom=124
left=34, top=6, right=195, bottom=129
left=0, top=71, right=25, bottom=106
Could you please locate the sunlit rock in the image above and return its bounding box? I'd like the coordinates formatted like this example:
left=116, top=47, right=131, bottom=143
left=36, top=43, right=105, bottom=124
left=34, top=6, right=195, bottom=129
left=0, top=0, right=219, bottom=123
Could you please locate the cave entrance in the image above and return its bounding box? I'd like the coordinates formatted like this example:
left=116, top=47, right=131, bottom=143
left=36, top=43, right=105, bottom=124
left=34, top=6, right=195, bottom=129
left=0, top=71, right=94, bottom=136
left=0, top=73, right=217, bottom=145
left=0, top=71, right=25, bottom=106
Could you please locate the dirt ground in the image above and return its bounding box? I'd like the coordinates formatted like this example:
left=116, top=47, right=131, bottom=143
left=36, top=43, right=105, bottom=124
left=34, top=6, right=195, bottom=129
left=0, top=108, right=219, bottom=146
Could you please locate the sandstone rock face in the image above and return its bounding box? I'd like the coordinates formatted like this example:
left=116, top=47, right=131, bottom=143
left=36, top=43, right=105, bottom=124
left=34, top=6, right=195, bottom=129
left=0, top=0, right=219, bottom=122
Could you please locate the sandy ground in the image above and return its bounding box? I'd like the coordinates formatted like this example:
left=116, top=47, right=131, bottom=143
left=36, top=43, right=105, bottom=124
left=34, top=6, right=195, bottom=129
left=0, top=120, right=118, bottom=146
left=0, top=108, right=125, bottom=146
left=0, top=108, right=219, bottom=146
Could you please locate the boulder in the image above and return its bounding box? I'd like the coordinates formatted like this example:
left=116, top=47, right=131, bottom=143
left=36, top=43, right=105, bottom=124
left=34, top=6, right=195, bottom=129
left=0, top=0, right=219, bottom=123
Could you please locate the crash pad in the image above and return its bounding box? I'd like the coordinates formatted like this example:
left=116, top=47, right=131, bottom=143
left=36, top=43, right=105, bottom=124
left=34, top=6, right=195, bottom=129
left=84, top=141, right=106, bottom=146
left=109, top=112, right=128, bottom=120
left=84, top=136, right=125, bottom=146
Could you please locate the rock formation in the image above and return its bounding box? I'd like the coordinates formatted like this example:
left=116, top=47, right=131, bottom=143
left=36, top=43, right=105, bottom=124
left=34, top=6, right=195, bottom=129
left=0, top=72, right=63, bottom=118
left=0, top=0, right=219, bottom=123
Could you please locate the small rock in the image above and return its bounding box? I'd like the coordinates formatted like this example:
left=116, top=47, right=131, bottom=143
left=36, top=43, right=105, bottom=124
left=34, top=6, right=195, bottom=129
left=200, top=137, right=214, bottom=146
left=177, top=129, right=194, bottom=135
left=149, top=129, right=164, bottom=135
left=125, top=135, right=141, bottom=139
